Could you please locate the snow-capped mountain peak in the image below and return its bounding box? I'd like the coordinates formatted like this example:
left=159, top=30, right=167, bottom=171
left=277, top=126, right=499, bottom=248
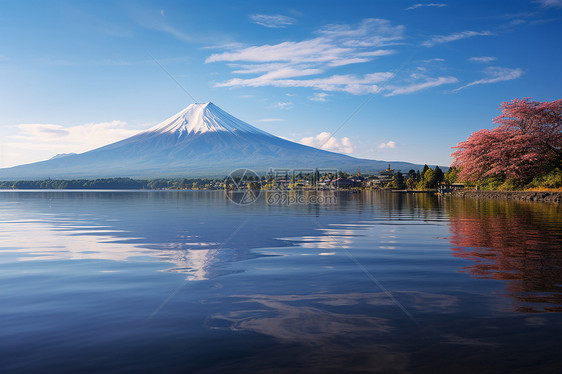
left=0, top=101, right=424, bottom=179
left=147, top=102, right=268, bottom=137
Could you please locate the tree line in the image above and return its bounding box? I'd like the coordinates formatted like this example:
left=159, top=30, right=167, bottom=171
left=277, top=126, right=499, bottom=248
left=387, top=165, right=457, bottom=190
left=0, top=178, right=224, bottom=190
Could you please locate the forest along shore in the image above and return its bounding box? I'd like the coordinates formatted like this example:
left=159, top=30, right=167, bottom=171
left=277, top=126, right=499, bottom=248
left=450, top=190, right=562, bottom=203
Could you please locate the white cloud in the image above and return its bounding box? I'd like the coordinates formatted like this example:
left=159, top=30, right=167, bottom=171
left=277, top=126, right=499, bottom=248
left=249, top=14, right=296, bottom=28
left=535, top=0, right=562, bottom=7
left=468, top=56, right=497, bottom=63
left=406, top=3, right=447, bottom=10
left=315, top=18, right=405, bottom=47
left=269, top=101, right=294, bottom=109
left=207, top=40, right=395, bottom=65
left=453, top=67, right=523, bottom=91
left=207, top=18, right=467, bottom=98
left=1, top=121, right=143, bottom=168
left=258, top=118, right=284, bottom=122
left=385, top=76, right=458, bottom=96
left=201, top=42, right=247, bottom=50
left=230, top=63, right=324, bottom=79
left=207, top=19, right=403, bottom=95
left=378, top=141, right=396, bottom=149
left=300, top=132, right=353, bottom=154
left=216, top=72, right=394, bottom=95
left=309, top=92, right=329, bottom=102
left=422, top=30, right=492, bottom=47
left=422, top=58, right=445, bottom=63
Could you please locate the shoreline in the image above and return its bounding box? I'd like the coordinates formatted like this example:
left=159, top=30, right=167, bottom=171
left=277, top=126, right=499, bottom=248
left=450, top=190, right=561, bottom=203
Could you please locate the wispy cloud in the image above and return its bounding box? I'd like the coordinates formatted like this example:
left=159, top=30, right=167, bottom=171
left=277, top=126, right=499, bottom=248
left=11, top=121, right=140, bottom=146
left=378, top=141, right=396, bottom=149
left=421, top=58, right=445, bottom=63
left=249, top=14, right=296, bottom=28
left=406, top=3, right=447, bottom=10
left=207, top=19, right=403, bottom=95
left=309, top=92, right=329, bottom=102
left=36, top=57, right=74, bottom=66
left=134, top=9, right=196, bottom=42
left=423, top=30, right=492, bottom=47
left=2, top=121, right=144, bottom=168
left=300, top=132, right=353, bottom=154
left=385, top=76, right=458, bottom=96
left=132, top=7, right=230, bottom=44
left=201, top=42, right=247, bottom=50
left=315, top=18, right=405, bottom=47
left=269, top=101, right=294, bottom=109
left=230, top=63, right=324, bottom=78
left=206, top=39, right=396, bottom=65
left=215, top=73, right=394, bottom=95
left=258, top=118, right=284, bottom=122
left=453, top=67, right=523, bottom=91
left=468, top=56, right=497, bottom=63
left=208, top=18, right=476, bottom=98
left=534, top=0, right=562, bottom=7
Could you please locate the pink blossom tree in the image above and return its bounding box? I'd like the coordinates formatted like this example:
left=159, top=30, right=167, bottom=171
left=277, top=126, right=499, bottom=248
left=452, top=98, right=562, bottom=181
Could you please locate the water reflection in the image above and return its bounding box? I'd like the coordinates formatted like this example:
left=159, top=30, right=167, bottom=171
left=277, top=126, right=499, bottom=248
left=0, top=216, right=235, bottom=280
left=207, top=291, right=462, bottom=373
left=446, top=198, right=562, bottom=312
left=2, top=191, right=562, bottom=373
left=210, top=291, right=459, bottom=345
left=0, top=191, right=377, bottom=281
left=2, top=191, right=561, bottom=311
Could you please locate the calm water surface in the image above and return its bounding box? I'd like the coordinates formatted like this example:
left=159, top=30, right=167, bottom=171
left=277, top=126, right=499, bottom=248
left=0, top=191, right=561, bottom=373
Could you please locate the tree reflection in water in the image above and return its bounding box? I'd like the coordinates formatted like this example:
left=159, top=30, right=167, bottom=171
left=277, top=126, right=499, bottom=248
left=446, top=198, right=562, bottom=312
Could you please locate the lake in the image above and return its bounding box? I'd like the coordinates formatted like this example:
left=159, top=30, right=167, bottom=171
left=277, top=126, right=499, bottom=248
left=1, top=190, right=561, bottom=373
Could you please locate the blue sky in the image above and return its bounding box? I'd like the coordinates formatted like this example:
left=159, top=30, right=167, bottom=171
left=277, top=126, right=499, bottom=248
left=0, top=0, right=561, bottom=168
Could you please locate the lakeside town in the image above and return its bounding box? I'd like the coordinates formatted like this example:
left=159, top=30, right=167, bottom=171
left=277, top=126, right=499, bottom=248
left=0, top=164, right=458, bottom=191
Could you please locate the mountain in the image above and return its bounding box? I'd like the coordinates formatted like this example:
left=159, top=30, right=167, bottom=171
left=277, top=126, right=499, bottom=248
left=50, top=153, right=77, bottom=160
left=0, top=102, right=426, bottom=180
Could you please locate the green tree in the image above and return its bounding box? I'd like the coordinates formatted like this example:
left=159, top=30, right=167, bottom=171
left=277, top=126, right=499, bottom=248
left=444, top=167, right=459, bottom=184
left=417, top=168, right=437, bottom=189
left=406, top=177, right=416, bottom=190
left=421, top=164, right=429, bottom=179
left=434, top=166, right=444, bottom=185
left=393, top=171, right=405, bottom=189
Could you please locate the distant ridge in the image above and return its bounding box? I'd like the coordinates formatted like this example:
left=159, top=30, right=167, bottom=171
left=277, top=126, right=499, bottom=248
left=0, top=102, right=427, bottom=180
left=50, top=153, right=77, bottom=160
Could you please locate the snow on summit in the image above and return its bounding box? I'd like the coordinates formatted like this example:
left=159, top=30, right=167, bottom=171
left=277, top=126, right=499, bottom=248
left=147, top=102, right=269, bottom=137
